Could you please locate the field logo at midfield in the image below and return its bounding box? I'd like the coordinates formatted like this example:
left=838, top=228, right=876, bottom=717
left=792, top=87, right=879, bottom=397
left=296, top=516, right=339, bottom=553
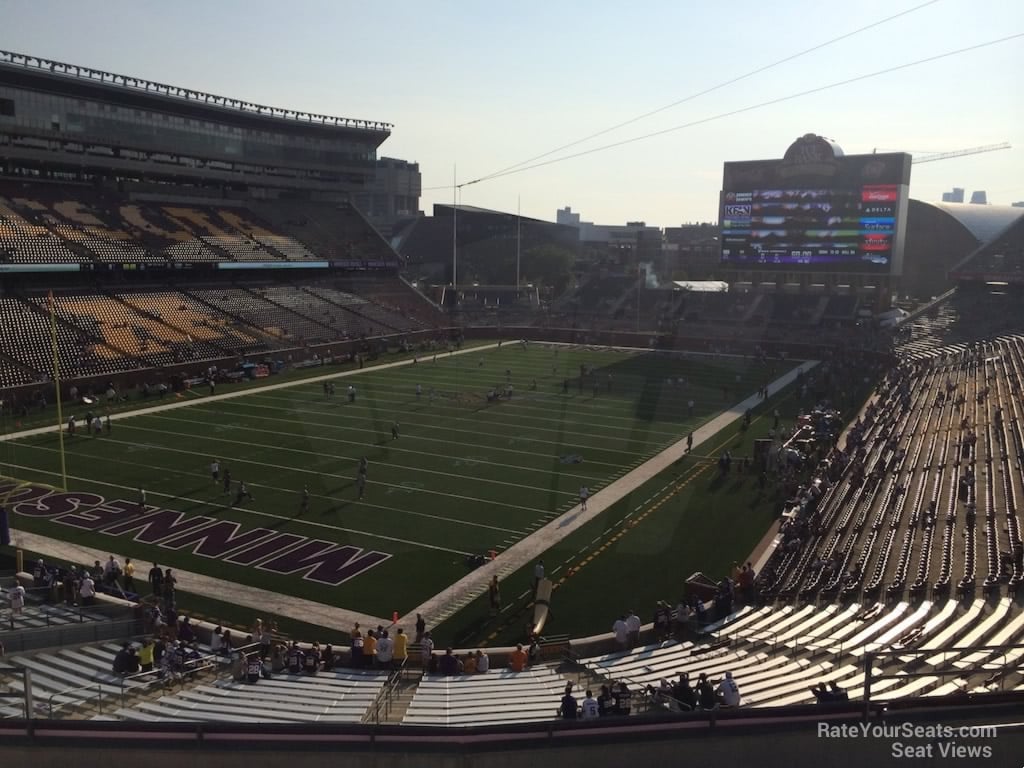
left=1, top=480, right=390, bottom=586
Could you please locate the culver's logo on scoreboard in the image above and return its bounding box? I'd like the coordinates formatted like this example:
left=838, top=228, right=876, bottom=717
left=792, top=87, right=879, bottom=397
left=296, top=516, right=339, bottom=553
left=723, top=204, right=751, bottom=216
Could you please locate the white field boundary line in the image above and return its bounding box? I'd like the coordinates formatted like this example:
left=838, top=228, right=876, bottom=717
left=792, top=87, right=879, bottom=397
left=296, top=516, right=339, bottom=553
left=0, top=341, right=503, bottom=444
left=404, top=360, right=819, bottom=626
left=10, top=529, right=391, bottom=633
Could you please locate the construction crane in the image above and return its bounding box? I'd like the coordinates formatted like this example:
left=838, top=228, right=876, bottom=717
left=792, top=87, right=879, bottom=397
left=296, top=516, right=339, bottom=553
left=873, top=142, right=1011, bottom=164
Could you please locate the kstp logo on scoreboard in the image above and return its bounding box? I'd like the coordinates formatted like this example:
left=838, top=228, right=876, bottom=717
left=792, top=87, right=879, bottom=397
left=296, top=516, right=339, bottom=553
left=724, top=204, right=751, bottom=216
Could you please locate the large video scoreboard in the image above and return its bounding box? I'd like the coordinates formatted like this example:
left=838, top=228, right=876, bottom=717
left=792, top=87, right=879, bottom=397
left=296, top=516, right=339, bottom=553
left=719, top=136, right=911, bottom=274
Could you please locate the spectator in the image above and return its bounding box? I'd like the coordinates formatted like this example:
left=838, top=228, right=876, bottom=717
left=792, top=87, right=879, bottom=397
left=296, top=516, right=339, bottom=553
left=828, top=681, right=849, bottom=701
left=508, top=643, right=528, bottom=672
left=259, top=622, right=274, bottom=659
left=653, top=601, right=671, bottom=640
left=696, top=673, right=717, bottom=709
left=79, top=573, right=96, bottom=606
left=9, top=583, right=25, bottom=615
left=148, top=562, right=163, bottom=598
left=221, top=629, right=234, bottom=657
left=625, top=610, right=641, bottom=647
left=393, top=628, right=408, bottom=667
left=376, top=630, right=394, bottom=668
left=420, top=631, right=434, bottom=669
left=303, top=642, right=321, bottom=674
left=415, top=613, right=426, bottom=642
left=138, top=638, right=155, bottom=674
left=612, top=615, right=628, bottom=649
left=580, top=689, right=600, bottom=720
left=560, top=683, right=578, bottom=720
left=286, top=641, right=304, bottom=673
left=463, top=652, right=477, bottom=674
left=439, top=647, right=459, bottom=676
left=246, top=653, right=263, bottom=684
left=612, top=682, right=632, bottom=715
left=716, top=671, right=741, bottom=707
left=532, top=560, right=545, bottom=596
left=210, top=626, right=224, bottom=655
left=597, top=685, right=614, bottom=716
left=674, top=673, right=696, bottom=710
left=123, top=558, right=135, bottom=592
left=322, top=644, right=335, bottom=672
left=527, top=635, right=541, bottom=665
left=112, top=643, right=132, bottom=676
left=364, top=630, right=377, bottom=667
left=271, top=644, right=287, bottom=674
left=178, top=616, right=195, bottom=644
left=351, top=623, right=364, bottom=668
left=475, top=649, right=490, bottom=673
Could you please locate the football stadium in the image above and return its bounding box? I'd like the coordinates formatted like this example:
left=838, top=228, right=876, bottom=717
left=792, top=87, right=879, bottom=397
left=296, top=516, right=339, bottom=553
left=1, top=12, right=1024, bottom=767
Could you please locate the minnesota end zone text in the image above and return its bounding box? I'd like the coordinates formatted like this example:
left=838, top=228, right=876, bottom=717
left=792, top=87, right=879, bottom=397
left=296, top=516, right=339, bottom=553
left=4, top=481, right=390, bottom=586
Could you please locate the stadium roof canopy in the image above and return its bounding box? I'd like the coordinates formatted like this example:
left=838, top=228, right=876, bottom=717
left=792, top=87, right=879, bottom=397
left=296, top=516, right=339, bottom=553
left=920, top=201, right=1024, bottom=243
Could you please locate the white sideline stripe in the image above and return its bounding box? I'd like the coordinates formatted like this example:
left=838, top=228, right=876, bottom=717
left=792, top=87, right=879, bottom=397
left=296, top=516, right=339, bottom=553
left=10, top=441, right=526, bottom=535
left=2, top=461, right=476, bottom=557
left=404, top=361, right=818, bottom=624
left=0, top=340, right=503, bottom=444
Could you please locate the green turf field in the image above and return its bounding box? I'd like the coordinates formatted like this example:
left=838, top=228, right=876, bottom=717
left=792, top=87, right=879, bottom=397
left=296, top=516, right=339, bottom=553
left=0, top=342, right=791, bottom=619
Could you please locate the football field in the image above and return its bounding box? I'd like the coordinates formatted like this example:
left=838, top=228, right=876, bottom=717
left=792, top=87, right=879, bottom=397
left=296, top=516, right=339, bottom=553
left=0, top=343, right=777, bottom=618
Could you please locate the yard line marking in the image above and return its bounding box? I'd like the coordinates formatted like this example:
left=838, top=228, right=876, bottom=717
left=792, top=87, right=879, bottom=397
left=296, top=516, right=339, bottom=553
left=200, top=398, right=641, bottom=465
left=15, top=433, right=550, bottom=515
left=247, top=389, right=686, bottom=441
left=96, top=424, right=582, bottom=500
left=142, top=412, right=607, bottom=481
left=0, top=461, right=476, bottom=556
left=8, top=442, right=527, bottom=535
left=0, top=339, right=505, bottom=444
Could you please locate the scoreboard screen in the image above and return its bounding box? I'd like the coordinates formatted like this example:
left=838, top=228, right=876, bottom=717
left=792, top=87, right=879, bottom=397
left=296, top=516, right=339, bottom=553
left=719, top=147, right=911, bottom=273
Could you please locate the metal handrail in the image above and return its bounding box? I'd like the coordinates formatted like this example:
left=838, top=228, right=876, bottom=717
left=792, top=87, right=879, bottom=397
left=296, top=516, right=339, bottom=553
left=364, top=657, right=409, bottom=725
left=47, top=682, right=105, bottom=719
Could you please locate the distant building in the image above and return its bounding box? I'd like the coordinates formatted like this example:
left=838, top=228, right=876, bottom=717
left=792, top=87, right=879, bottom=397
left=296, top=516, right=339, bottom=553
left=664, top=223, right=720, bottom=279
left=1012, top=201, right=1024, bottom=208
left=970, top=190, right=988, bottom=205
left=354, top=157, right=422, bottom=237
left=556, top=206, right=581, bottom=227
left=941, top=187, right=965, bottom=203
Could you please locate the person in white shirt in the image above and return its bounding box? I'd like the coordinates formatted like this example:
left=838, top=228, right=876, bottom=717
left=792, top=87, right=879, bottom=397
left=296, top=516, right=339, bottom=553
left=210, top=459, right=220, bottom=484
left=210, top=627, right=224, bottom=654
left=580, top=690, right=600, bottom=720
left=717, top=671, right=741, bottom=707
left=376, top=630, right=394, bottom=667
left=625, top=610, right=641, bottom=647
left=612, top=616, right=629, bottom=648
left=79, top=575, right=96, bottom=605
left=475, top=649, right=489, bottom=673
left=9, top=584, right=26, bottom=614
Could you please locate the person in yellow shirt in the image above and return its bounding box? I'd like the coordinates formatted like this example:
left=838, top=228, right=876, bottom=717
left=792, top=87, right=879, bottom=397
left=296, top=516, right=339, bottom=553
left=123, top=558, right=136, bottom=592
left=363, top=630, right=377, bottom=668
left=138, top=638, right=155, bottom=673
left=393, top=628, right=408, bottom=668
left=509, top=643, right=528, bottom=672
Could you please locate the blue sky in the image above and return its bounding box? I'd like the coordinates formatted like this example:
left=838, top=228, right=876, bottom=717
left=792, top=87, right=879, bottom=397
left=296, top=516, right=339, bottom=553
left=2, top=0, right=1021, bottom=226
